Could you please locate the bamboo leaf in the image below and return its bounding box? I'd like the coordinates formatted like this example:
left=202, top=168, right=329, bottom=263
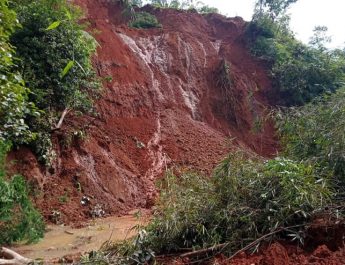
left=61, top=60, right=74, bottom=78
left=65, top=8, right=72, bottom=20
left=46, top=21, right=61, bottom=30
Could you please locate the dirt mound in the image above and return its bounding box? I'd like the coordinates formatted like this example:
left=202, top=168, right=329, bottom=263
left=9, top=0, right=278, bottom=225
left=223, top=213, right=345, bottom=265
left=219, top=243, right=345, bottom=265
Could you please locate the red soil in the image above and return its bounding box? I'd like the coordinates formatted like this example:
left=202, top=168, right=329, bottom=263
left=9, top=1, right=279, bottom=225
left=158, top=244, right=345, bottom=265
left=221, top=220, right=345, bottom=265
left=218, top=243, right=345, bottom=265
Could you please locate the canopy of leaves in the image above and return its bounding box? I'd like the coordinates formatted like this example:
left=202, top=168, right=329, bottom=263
left=147, top=0, right=218, bottom=13
left=247, top=13, right=345, bottom=105
left=198, top=5, right=218, bottom=14
left=255, top=0, right=298, bottom=20
left=11, top=0, right=99, bottom=113
left=7, top=0, right=100, bottom=164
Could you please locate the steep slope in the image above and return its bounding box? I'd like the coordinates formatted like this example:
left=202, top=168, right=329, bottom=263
left=10, top=0, right=278, bottom=224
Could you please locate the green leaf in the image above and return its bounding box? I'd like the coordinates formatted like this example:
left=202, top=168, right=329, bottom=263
left=64, top=8, right=72, bottom=20
left=60, top=60, right=74, bottom=78
left=46, top=21, right=61, bottom=31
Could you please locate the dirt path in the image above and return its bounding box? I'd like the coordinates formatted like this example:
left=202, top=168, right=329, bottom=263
left=13, top=212, right=147, bottom=262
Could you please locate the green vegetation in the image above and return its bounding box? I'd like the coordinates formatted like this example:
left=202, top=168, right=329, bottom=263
left=82, top=153, right=332, bottom=264
left=150, top=0, right=193, bottom=9
left=247, top=1, right=345, bottom=106
left=0, top=0, right=38, bottom=145
left=0, top=141, right=45, bottom=245
left=129, top=11, right=162, bottom=29
left=276, top=88, right=345, bottom=186
left=145, top=154, right=330, bottom=254
left=9, top=0, right=99, bottom=164
left=140, top=0, right=219, bottom=14
left=123, top=0, right=219, bottom=31
left=0, top=0, right=98, bottom=245
left=255, top=0, right=298, bottom=20
left=197, top=5, right=219, bottom=14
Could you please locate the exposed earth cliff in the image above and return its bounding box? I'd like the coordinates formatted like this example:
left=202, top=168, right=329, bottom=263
left=9, top=0, right=278, bottom=225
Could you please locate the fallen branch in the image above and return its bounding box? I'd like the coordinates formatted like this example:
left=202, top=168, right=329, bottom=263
left=0, top=247, right=32, bottom=265
left=180, top=243, right=229, bottom=259
left=180, top=224, right=305, bottom=260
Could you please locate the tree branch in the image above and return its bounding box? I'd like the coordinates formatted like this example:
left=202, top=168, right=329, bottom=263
left=54, top=108, right=71, bottom=130
left=179, top=224, right=305, bottom=260
left=0, top=247, right=32, bottom=265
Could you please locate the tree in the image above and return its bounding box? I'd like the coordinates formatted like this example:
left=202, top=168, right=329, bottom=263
left=0, top=0, right=38, bottom=145
left=197, top=5, right=219, bottom=14
left=11, top=0, right=99, bottom=113
left=255, top=0, right=298, bottom=20
left=9, top=0, right=100, bottom=165
left=131, top=0, right=143, bottom=6
left=309, top=26, right=332, bottom=51
left=149, top=0, right=213, bottom=11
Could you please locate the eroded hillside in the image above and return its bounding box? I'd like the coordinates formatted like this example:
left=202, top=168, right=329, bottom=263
left=9, top=0, right=278, bottom=224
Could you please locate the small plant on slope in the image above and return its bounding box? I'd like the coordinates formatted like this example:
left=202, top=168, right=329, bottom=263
left=0, top=141, right=45, bottom=245
left=129, top=12, right=162, bottom=29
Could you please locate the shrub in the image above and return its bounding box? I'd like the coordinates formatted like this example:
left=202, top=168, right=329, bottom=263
left=276, top=88, right=345, bottom=185
left=10, top=0, right=99, bottom=164
left=147, top=171, right=217, bottom=252
left=129, top=12, right=161, bottom=29
left=11, top=0, right=99, bottom=113
left=135, top=152, right=331, bottom=255
left=0, top=0, right=38, bottom=145
left=246, top=14, right=345, bottom=105
left=148, top=0, right=218, bottom=13
left=0, top=140, right=45, bottom=244
left=197, top=5, right=219, bottom=14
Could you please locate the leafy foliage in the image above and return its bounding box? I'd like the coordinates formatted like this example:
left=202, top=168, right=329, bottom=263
left=150, top=0, right=189, bottom=9
left=0, top=140, right=45, bottom=244
left=309, top=25, right=332, bottom=51
left=0, top=0, right=38, bottom=144
left=148, top=0, right=218, bottom=13
left=147, top=171, right=216, bottom=252
left=255, top=0, right=298, bottom=20
left=11, top=0, right=99, bottom=113
left=122, top=153, right=331, bottom=257
left=197, top=5, right=219, bottom=14
left=247, top=12, right=345, bottom=105
left=129, top=11, right=161, bottom=29
left=276, top=88, right=345, bottom=185
left=8, top=0, right=99, bottom=164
